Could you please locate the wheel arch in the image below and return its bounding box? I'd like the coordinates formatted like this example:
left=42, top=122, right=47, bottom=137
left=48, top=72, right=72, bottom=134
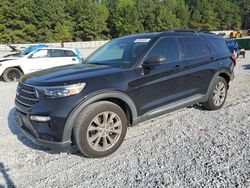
left=218, top=72, right=230, bottom=85
left=207, top=68, right=232, bottom=94
left=1, top=66, right=24, bottom=76
left=62, top=91, right=138, bottom=142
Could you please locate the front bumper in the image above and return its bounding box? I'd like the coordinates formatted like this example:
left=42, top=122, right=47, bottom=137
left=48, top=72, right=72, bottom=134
left=15, top=107, right=71, bottom=152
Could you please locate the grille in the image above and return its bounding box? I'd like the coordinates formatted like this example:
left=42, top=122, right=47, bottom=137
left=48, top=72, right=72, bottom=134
left=16, top=83, right=39, bottom=107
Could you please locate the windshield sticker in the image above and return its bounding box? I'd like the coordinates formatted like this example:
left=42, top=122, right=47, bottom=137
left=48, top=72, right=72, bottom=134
left=134, top=39, right=151, bottom=43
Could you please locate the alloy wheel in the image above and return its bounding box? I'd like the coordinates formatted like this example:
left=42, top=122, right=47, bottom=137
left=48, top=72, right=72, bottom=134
left=213, top=81, right=226, bottom=106
left=87, top=111, right=122, bottom=152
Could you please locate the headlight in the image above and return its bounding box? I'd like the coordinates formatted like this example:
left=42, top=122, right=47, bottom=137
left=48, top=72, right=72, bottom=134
left=35, top=83, right=86, bottom=98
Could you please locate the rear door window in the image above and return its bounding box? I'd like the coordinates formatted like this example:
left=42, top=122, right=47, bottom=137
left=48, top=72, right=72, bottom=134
left=181, top=37, right=211, bottom=59
left=146, top=38, right=180, bottom=63
left=49, top=49, right=66, bottom=57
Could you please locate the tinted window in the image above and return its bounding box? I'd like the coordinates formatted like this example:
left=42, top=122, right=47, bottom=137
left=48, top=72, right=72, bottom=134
left=49, top=49, right=66, bottom=57
left=65, top=50, right=76, bottom=57
left=211, top=39, right=231, bottom=54
left=181, top=37, right=210, bottom=58
left=147, top=38, right=180, bottom=63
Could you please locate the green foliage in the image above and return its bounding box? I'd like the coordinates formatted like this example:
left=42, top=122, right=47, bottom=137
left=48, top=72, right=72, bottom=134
left=73, top=0, right=109, bottom=40
left=0, top=0, right=248, bottom=43
left=112, top=0, right=143, bottom=37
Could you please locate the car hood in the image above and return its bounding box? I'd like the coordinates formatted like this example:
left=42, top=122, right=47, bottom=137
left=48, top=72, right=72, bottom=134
left=0, top=57, right=19, bottom=62
left=21, top=63, right=124, bottom=86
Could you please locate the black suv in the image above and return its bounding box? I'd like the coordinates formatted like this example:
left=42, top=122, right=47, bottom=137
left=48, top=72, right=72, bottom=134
left=15, top=31, right=234, bottom=158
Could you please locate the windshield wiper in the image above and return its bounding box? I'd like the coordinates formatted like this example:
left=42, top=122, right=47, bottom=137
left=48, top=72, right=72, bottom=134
left=89, top=62, right=107, bottom=66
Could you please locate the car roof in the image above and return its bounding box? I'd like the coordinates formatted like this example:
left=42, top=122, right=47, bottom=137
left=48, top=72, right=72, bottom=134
left=40, top=47, right=76, bottom=51
left=119, top=30, right=220, bottom=40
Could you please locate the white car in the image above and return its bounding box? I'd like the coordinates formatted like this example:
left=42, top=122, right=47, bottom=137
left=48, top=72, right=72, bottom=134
left=0, top=47, right=83, bottom=82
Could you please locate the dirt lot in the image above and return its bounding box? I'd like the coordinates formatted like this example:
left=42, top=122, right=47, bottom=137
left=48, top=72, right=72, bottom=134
left=0, top=54, right=249, bottom=188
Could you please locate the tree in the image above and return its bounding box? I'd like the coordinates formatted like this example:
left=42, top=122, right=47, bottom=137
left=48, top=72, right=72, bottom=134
left=0, top=0, right=37, bottom=43
left=214, top=0, right=241, bottom=30
left=175, top=0, right=190, bottom=29
left=0, top=0, right=247, bottom=43
left=189, top=0, right=218, bottom=30
left=234, top=0, right=250, bottom=29
left=110, top=0, right=143, bottom=37
left=73, top=0, right=109, bottom=41
left=155, top=0, right=181, bottom=31
left=135, top=0, right=160, bottom=32
left=33, top=0, right=72, bottom=42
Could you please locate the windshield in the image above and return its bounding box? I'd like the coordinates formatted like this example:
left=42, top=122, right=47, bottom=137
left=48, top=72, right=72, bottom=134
left=19, top=44, right=48, bottom=57
left=86, top=37, right=152, bottom=68
left=19, top=49, right=30, bottom=57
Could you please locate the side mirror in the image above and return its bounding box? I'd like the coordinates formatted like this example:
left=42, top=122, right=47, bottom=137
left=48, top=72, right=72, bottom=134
left=143, top=55, right=166, bottom=66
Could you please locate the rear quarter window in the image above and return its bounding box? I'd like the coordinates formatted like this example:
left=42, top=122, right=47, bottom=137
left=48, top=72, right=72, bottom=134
left=65, top=50, right=76, bottom=57
left=181, top=37, right=211, bottom=59
left=207, top=38, right=231, bottom=55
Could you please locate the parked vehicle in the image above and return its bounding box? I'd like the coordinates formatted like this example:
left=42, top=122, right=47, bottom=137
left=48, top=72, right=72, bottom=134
left=2, top=44, right=48, bottom=58
left=15, top=31, right=234, bottom=158
left=0, top=47, right=83, bottom=82
left=226, top=38, right=245, bottom=58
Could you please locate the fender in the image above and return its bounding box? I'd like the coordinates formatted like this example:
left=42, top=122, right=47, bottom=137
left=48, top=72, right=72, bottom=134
left=0, top=59, right=24, bottom=76
left=62, top=90, right=138, bottom=142
left=207, top=68, right=232, bottom=95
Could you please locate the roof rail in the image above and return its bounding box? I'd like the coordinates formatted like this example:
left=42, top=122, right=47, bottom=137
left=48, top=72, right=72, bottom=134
left=166, top=30, right=215, bottom=35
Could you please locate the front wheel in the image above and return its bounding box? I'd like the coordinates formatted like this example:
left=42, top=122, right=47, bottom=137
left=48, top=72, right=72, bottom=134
left=2, top=67, right=23, bottom=82
left=73, top=101, right=127, bottom=158
left=203, top=76, right=228, bottom=110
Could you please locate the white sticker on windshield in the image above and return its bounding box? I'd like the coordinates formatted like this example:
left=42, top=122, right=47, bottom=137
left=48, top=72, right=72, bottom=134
left=134, top=39, right=151, bottom=43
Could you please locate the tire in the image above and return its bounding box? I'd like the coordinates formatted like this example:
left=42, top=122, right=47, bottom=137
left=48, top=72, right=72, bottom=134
left=73, top=101, right=127, bottom=158
left=2, top=67, right=23, bottom=82
left=203, top=76, right=228, bottom=110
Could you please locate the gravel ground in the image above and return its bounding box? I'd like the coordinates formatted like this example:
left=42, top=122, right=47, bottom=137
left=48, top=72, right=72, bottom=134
left=0, top=54, right=249, bottom=188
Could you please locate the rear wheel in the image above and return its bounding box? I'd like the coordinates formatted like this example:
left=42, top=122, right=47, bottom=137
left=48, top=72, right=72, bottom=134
left=73, top=101, right=127, bottom=158
left=2, top=67, right=23, bottom=82
left=203, top=76, right=228, bottom=110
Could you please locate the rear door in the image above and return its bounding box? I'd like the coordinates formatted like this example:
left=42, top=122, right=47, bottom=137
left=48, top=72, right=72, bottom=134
left=64, top=50, right=79, bottom=64
left=179, top=37, right=214, bottom=96
left=47, top=49, right=78, bottom=68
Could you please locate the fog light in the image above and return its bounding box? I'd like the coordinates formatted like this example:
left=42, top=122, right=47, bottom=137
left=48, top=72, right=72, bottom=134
left=30, top=115, right=50, bottom=122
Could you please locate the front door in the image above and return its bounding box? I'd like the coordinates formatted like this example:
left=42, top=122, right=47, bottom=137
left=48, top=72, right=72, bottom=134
left=128, top=37, right=189, bottom=116
left=23, top=49, right=51, bottom=73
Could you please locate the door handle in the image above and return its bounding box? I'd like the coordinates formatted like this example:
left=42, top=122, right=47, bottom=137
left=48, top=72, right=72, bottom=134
left=72, top=58, right=76, bottom=61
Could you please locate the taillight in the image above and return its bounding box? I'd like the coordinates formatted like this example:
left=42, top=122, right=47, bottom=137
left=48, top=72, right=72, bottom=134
left=230, top=55, right=236, bottom=65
